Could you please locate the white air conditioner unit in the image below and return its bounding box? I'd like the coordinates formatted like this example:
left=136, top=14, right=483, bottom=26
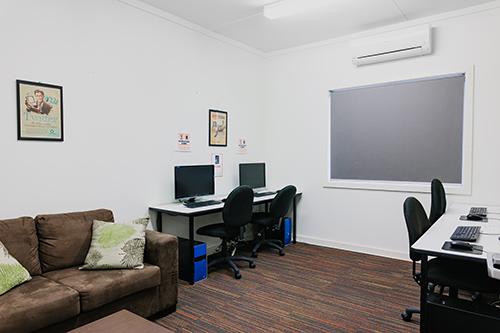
left=352, top=25, right=432, bottom=66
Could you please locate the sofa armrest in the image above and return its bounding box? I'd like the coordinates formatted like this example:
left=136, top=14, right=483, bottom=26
left=145, top=230, right=178, bottom=310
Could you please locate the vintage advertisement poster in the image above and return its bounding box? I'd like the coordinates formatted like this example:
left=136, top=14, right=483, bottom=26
left=209, top=109, right=227, bottom=146
left=211, top=153, right=223, bottom=177
left=17, top=80, right=63, bottom=141
left=176, top=132, right=191, bottom=152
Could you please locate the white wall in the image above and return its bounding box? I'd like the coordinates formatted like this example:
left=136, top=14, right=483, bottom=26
left=0, top=0, right=265, bottom=229
left=3, top=1, right=500, bottom=261
left=264, top=6, right=500, bottom=259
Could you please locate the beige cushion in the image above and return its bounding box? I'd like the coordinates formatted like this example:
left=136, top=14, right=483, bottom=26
left=43, top=264, right=161, bottom=312
left=35, top=209, right=114, bottom=272
left=81, top=218, right=148, bottom=270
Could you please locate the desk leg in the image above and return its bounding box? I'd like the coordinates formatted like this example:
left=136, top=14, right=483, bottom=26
left=293, top=196, right=297, bottom=244
left=189, top=216, right=195, bottom=286
left=420, top=255, right=428, bottom=333
left=156, top=212, right=163, bottom=233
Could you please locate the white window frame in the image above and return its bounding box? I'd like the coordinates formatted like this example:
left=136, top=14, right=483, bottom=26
left=325, top=67, right=475, bottom=195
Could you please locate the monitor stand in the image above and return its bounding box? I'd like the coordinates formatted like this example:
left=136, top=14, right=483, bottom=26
left=180, top=197, right=197, bottom=204
left=253, top=189, right=276, bottom=197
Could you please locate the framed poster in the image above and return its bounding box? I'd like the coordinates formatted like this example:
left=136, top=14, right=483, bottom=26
left=17, top=80, right=64, bottom=141
left=209, top=109, right=227, bottom=147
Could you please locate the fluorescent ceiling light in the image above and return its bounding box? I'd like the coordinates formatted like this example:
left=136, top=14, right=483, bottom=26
left=263, top=0, right=331, bottom=20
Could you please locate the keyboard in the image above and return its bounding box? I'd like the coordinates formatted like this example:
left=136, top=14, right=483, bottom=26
left=183, top=200, right=222, bottom=209
left=450, top=226, right=481, bottom=242
left=469, top=207, right=488, bottom=217
left=254, top=191, right=276, bottom=197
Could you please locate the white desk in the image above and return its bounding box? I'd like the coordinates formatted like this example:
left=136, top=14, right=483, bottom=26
left=149, top=191, right=302, bottom=284
left=150, top=193, right=285, bottom=217
left=413, top=204, right=500, bottom=262
left=411, top=203, right=500, bottom=332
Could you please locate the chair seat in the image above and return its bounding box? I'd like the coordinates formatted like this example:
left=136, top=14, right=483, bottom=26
left=251, top=212, right=277, bottom=226
left=197, top=223, right=239, bottom=239
left=0, top=276, right=80, bottom=333
left=42, top=264, right=161, bottom=312
left=428, top=258, right=500, bottom=293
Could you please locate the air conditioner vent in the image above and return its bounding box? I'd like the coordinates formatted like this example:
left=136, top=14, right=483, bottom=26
left=352, top=26, right=432, bottom=66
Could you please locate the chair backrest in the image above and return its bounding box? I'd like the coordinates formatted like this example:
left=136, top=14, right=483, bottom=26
left=429, top=178, right=447, bottom=225
left=403, top=197, right=431, bottom=262
left=222, top=186, right=254, bottom=228
left=269, top=185, right=297, bottom=219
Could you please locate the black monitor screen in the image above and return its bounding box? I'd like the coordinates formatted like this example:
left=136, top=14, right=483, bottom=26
left=175, top=165, right=215, bottom=199
left=239, top=163, right=266, bottom=189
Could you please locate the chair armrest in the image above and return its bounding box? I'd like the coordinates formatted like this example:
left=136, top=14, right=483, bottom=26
left=145, top=230, right=178, bottom=310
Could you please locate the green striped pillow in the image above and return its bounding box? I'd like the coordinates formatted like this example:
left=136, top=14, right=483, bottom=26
left=0, top=241, right=31, bottom=295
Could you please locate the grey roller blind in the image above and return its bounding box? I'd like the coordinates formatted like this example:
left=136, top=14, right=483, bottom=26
left=330, top=73, right=465, bottom=184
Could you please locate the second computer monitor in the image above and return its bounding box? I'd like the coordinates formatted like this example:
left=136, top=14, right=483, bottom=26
left=239, top=163, right=266, bottom=189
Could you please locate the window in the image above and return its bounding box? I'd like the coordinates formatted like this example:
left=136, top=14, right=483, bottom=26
left=328, top=72, right=473, bottom=194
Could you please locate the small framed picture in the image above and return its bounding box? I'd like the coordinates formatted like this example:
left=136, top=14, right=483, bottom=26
left=209, top=109, right=227, bottom=147
left=17, top=80, right=64, bottom=141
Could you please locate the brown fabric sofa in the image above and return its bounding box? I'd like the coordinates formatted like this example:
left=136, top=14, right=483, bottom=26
left=0, top=209, right=178, bottom=333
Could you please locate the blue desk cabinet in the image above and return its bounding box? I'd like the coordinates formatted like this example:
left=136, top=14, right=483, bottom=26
left=282, top=217, right=292, bottom=245
left=178, top=238, right=207, bottom=283
left=267, top=217, right=292, bottom=246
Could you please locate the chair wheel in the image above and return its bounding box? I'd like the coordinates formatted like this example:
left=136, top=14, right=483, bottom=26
left=401, top=312, right=412, bottom=322
left=249, top=262, right=256, bottom=269
left=251, top=252, right=258, bottom=258
left=279, top=250, right=285, bottom=256
left=472, top=292, right=482, bottom=302
left=234, top=272, right=242, bottom=279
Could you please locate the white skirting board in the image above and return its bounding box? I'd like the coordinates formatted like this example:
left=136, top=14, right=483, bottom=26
left=296, top=235, right=410, bottom=261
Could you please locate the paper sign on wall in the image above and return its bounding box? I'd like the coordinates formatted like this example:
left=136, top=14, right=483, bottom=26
left=176, top=133, right=191, bottom=152
left=237, top=138, right=247, bottom=154
left=211, top=153, right=223, bottom=177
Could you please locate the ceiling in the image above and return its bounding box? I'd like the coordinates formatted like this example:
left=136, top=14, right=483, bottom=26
left=139, top=0, right=495, bottom=52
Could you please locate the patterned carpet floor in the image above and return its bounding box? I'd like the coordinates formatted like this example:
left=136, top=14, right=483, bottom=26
left=157, top=243, right=419, bottom=333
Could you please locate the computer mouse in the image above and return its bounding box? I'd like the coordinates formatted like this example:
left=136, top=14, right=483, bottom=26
left=467, top=214, right=484, bottom=221
left=450, top=241, right=474, bottom=250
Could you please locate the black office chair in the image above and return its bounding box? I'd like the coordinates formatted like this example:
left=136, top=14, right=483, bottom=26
left=429, top=178, right=446, bottom=225
left=197, top=186, right=256, bottom=279
left=250, top=185, right=297, bottom=258
left=401, top=197, right=500, bottom=322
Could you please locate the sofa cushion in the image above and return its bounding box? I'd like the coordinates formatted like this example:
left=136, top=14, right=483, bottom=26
left=0, top=276, right=80, bottom=333
left=43, top=264, right=161, bottom=312
left=0, top=240, right=32, bottom=296
left=0, top=216, right=42, bottom=275
left=35, top=209, right=114, bottom=272
left=80, top=218, right=148, bottom=270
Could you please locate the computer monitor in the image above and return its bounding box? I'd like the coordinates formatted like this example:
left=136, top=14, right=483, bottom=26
left=174, top=165, right=215, bottom=200
left=239, top=163, right=266, bottom=189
